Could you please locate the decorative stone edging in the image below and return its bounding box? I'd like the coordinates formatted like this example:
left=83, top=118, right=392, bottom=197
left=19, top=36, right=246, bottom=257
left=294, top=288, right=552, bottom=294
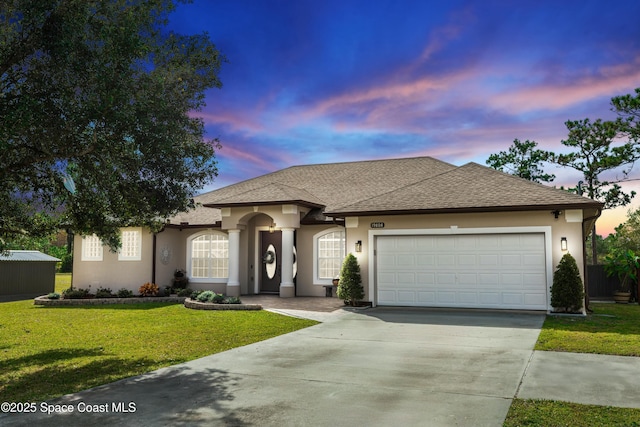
left=34, top=295, right=262, bottom=310
left=34, top=295, right=187, bottom=306
left=184, top=298, right=262, bottom=311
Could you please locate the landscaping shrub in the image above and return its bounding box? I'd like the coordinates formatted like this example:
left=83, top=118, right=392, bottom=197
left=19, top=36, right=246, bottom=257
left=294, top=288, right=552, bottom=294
left=47, top=292, right=60, bottom=300
left=337, top=253, right=364, bottom=306
left=190, top=289, right=203, bottom=300
left=138, top=282, right=159, bottom=297
left=116, top=288, right=134, bottom=298
left=212, top=293, right=225, bottom=303
left=62, top=287, right=90, bottom=299
left=95, top=287, right=114, bottom=298
left=196, top=290, right=215, bottom=302
left=551, top=253, right=584, bottom=313
left=177, top=288, right=192, bottom=297
left=224, top=296, right=242, bottom=304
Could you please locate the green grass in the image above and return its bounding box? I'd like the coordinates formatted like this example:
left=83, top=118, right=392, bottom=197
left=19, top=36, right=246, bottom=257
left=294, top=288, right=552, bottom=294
left=1, top=275, right=317, bottom=402
left=535, top=303, right=640, bottom=356
left=506, top=303, right=640, bottom=426
left=505, top=399, right=640, bottom=426
left=54, top=273, right=72, bottom=293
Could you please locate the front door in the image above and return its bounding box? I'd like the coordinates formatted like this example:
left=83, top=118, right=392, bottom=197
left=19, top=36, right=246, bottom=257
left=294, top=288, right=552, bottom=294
left=260, top=231, right=281, bottom=293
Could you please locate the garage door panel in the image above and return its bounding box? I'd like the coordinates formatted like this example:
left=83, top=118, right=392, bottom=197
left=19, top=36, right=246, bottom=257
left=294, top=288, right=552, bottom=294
left=416, top=272, right=436, bottom=284
left=458, top=273, right=478, bottom=285
left=417, top=254, right=436, bottom=266
left=437, top=273, right=456, bottom=285
left=417, top=291, right=436, bottom=303
left=397, top=272, right=415, bottom=285
left=502, top=293, right=524, bottom=305
left=479, top=254, right=499, bottom=266
left=377, top=233, right=547, bottom=310
left=479, top=292, right=501, bottom=305
left=437, top=254, right=455, bottom=266
left=458, top=292, right=478, bottom=303
left=397, top=254, right=416, bottom=267
left=436, top=238, right=455, bottom=250
left=523, top=254, right=545, bottom=266
left=458, top=254, right=477, bottom=266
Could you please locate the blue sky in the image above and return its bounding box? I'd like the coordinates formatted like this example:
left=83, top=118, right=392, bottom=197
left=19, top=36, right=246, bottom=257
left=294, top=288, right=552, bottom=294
left=169, top=0, right=640, bottom=235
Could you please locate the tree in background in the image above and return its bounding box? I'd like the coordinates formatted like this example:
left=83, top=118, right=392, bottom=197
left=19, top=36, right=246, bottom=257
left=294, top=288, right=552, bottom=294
left=612, top=87, right=640, bottom=140
left=554, top=117, right=640, bottom=264
left=610, top=207, right=640, bottom=254
left=486, top=139, right=555, bottom=183
left=1, top=0, right=224, bottom=252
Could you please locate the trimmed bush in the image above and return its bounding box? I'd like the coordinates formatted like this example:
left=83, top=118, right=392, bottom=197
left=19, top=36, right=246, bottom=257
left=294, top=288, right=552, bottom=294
left=337, top=253, right=364, bottom=306
left=116, top=288, right=134, bottom=298
left=95, top=287, right=114, bottom=298
left=47, top=292, right=60, bottom=300
left=62, top=287, right=90, bottom=299
left=550, top=253, right=584, bottom=313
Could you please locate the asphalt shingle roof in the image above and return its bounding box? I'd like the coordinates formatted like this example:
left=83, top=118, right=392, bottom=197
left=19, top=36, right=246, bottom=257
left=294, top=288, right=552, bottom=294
left=329, top=162, right=601, bottom=215
left=168, top=156, right=602, bottom=225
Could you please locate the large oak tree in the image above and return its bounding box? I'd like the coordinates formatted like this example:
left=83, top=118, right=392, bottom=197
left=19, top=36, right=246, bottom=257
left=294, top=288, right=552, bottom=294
left=1, top=0, right=224, bottom=251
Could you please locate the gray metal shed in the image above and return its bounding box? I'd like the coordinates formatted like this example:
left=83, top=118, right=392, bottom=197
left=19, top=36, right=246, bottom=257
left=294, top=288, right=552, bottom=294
left=0, top=251, right=60, bottom=301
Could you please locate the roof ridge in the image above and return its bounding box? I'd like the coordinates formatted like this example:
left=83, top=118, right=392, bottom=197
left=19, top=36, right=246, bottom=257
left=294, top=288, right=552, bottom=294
left=331, top=162, right=460, bottom=211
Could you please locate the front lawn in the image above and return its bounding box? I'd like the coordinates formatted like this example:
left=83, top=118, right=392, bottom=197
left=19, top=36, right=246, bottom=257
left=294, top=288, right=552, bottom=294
left=0, top=295, right=317, bottom=402
left=505, top=399, right=640, bottom=427
left=506, top=303, right=640, bottom=426
left=535, top=303, right=640, bottom=356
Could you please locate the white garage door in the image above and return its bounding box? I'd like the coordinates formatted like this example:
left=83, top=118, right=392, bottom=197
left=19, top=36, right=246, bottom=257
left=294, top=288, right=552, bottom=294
left=376, top=233, right=547, bottom=310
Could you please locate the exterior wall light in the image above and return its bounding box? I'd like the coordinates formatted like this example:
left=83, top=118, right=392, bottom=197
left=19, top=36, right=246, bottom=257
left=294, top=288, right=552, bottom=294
left=561, top=237, right=568, bottom=251
left=355, top=240, right=362, bottom=252
left=269, top=222, right=275, bottom=233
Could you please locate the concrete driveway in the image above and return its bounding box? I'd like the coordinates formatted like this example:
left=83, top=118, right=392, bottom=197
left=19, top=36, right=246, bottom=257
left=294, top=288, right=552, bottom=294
left=1, top=308, right=544, bottom=427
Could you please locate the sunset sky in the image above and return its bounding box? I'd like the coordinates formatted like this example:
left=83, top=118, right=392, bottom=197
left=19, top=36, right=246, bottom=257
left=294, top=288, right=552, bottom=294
left=169, top=0, right=640, bottom=236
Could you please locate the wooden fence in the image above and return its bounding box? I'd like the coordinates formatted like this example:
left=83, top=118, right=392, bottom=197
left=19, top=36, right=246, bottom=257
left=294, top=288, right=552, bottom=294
left=587, top=265, right=619, bottom=299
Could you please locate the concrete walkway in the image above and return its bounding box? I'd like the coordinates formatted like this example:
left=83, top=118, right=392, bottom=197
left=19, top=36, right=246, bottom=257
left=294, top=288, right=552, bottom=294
left=1, top=304, right=639, bottom=426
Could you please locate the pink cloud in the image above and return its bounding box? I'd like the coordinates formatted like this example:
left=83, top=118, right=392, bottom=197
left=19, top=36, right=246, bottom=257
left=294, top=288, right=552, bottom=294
left=486, top=57, right=640, bottom=114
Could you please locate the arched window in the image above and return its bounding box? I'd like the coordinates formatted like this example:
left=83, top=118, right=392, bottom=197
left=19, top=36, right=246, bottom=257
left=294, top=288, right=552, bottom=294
left=314, top=229, right=346, bottom=283
left=188, top=232, right=229, bottom=281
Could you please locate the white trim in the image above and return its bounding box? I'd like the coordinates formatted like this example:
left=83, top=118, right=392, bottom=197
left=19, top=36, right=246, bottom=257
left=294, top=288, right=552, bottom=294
left=313, top=227, right=346, bottom=285
left=186, top=229, right=229, bottom=284
left=368, top=226, right=553, bottom=311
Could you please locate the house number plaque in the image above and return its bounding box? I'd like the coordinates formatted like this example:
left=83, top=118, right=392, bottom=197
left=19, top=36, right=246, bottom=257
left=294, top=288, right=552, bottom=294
left=370, top=222, right=385, bottom=228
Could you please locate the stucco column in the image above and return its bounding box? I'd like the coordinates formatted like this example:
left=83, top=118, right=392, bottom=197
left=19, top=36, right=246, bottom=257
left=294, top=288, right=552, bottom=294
left=279, top=227, right=295, bottom=298
left=226, top=229, right=241, bottom=297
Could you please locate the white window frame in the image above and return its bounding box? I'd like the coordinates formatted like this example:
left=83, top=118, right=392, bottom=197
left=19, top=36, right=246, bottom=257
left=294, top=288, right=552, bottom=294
left=118, top=227, right=142, bottom=261
left=313, top=227, right=346, bottom=285
left=186, top=230, right=229, bottom=283
left=81, top=234, right=103, bottom=261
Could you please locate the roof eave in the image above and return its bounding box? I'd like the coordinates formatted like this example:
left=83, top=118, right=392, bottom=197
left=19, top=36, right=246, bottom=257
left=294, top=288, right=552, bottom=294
left=326, top=203, right=605, bottom=218
left=203, top=200, right=326, bottom=209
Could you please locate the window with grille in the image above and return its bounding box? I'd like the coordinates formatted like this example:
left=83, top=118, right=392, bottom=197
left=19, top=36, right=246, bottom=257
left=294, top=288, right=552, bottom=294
left=118, top=228, right=142, bottom=261
left=190, top=233, right=229, bottom=279
left=81, top=235, right=103, bottom=261
left=315, top=229, right=346, bottom=281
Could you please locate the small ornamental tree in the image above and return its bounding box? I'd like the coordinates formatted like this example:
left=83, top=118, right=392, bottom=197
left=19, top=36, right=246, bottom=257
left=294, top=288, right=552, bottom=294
left=337, top=253, right=364, bottom=306
left=550, top=253, right=584, bottom=313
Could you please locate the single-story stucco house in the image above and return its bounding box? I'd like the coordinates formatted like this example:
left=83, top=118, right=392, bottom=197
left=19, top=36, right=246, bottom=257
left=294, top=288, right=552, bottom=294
left=72, top=156, right=602, bottom=311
